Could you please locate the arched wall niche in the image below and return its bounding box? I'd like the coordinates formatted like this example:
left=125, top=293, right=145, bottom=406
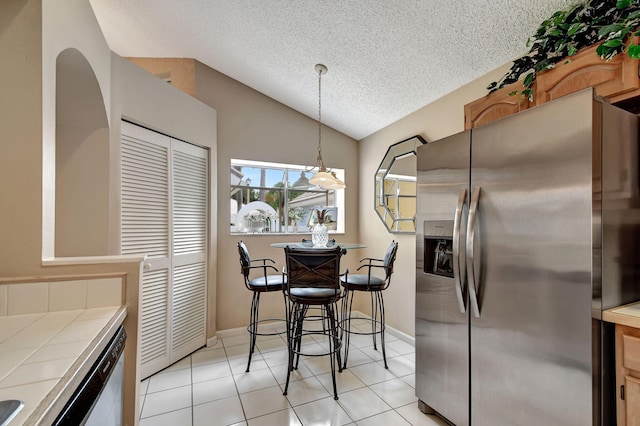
left=55, top=48, right=110, bottom=257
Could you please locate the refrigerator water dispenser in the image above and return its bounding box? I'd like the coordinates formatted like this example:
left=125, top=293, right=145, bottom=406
left=423, top=220, right=454, bottom=278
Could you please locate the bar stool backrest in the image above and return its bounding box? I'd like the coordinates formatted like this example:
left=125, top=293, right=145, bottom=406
left=383, top=241, right=399, bottom=280
left=285, top=246, right=342, bottom=294
left=238, top=241, right=251, bottom=278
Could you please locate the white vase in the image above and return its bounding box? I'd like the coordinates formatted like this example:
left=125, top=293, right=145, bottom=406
left=312, top=223, right=328, bottom=247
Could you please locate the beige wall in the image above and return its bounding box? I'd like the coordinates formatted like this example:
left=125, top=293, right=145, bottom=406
left=357, top=63, right=512, bottom=336
left=55, top=48, right=110, bottom=257
left=0, top=0, right=45, bottom=275
left=1, top=1, right=217, bottom=425
left=193, top=61, right=360, bottom=331
left=41, top=0, right=114, bottom=261
left=0, top=0, right=114, bottom=272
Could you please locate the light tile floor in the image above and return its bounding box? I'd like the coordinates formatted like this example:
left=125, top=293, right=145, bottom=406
left=139, top=320, right=448, bottom=426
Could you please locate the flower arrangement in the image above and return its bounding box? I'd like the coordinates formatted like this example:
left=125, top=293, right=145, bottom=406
left=288, top=206, right=304, bottom=222
left=245, top=209, right=272, bottom=222
left=244, top=209, right=273, bottom=232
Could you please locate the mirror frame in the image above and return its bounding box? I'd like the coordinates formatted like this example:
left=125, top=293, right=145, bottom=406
left=374, top=135, right=427, bottom=233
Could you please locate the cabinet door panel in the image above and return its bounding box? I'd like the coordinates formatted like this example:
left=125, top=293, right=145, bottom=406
left=626, top=375, right=640, bottom=426
left=464, top=80, right=531, bottom=129
left=624, top=334, right=640, bottom=371
left=536, top=39, right=640, bottom=105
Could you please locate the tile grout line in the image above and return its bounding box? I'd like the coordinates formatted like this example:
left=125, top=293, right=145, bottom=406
left=140, top=328, right=421, bottom=426
left=223, top=340, right=250, bottom=425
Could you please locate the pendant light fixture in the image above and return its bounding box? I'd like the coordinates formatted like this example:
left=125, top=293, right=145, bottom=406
left=291, top=171, right=311, bottom=188
left=308, top=64, right=346, bottom=190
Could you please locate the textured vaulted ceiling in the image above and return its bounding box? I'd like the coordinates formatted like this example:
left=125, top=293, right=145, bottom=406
left=89, top=0, right=574, bottom=140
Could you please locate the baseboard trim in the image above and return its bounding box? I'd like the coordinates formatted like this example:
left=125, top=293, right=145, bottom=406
left=215, top=326, right=249, bottom=340
left=215, top=311, right=415, bottom=346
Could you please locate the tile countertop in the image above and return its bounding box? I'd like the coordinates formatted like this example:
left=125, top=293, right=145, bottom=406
left=603, top=302, right=640, bottom=328
left=0, top=306, right=127, bottom=425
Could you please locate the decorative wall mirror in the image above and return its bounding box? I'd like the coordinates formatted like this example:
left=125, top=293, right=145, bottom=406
left=374, top=135, right=427, bottom=233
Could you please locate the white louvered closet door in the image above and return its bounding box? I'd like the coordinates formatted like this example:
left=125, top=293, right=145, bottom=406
left=121, top=121, right=208, bottom=379
left=170, top=141, right=208, bottom=362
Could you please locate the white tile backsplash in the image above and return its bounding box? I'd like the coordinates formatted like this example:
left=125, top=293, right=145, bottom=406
left=49, top=280, right=87, bottom=311
left=86, top=277, right=123, bottom=308
left=0, top=285, right=6, bottom=316
left=7, top=282, right=49, bottom=315
left=2, top=276, right=122, bottom=316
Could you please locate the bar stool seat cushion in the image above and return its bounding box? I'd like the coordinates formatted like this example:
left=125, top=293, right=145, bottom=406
left=248, top=275, right=286, bottom=290
left=288, top=287, right=340, bottom=300
left=340, top=274, right=385, bottom=289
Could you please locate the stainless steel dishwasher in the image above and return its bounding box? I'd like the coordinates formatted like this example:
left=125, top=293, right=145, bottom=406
left=53, top=326, right=126, bottom=426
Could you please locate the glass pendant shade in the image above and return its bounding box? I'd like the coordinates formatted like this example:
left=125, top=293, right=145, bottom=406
left=325, top=173, right=346, bottom=189
left=309, top=170, right=335, bottom=188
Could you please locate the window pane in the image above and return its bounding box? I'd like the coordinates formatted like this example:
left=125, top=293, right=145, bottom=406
left=230, top=159, right=344, bottom=234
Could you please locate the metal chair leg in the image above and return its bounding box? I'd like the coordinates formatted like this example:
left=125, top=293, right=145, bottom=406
left=371, top=291, right=378, bottom=350
left=377, top=291, right=388, bottom=369
left=246, top=291, right=260, bottom=372
left=284, top=301, right=301, bottom=396
left=332, top=301, right=342, bottom=374
left=342, top=288, right=354, bottom=370
left=326, top=302, right=339, bottom=400
left=294, top=305, right=308, bottom=370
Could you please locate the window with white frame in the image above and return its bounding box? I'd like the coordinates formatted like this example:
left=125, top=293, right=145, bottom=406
left=230, top=159, right=345, bottom=234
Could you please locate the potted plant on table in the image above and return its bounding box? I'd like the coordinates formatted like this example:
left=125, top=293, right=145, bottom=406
left=287, top=206, right=304, bottom=232
left=244, top=209, right=272, bottom=233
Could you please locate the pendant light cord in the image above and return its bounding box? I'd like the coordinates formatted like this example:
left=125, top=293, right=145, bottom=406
left=317, top=66, right=324, bottom=168
left=309, top=63, right=345, bottom=190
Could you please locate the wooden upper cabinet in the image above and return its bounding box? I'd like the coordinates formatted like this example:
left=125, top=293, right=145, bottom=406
left=464, top=38, right=640, bottom=129
left=463, top=80, right=532, bottom=130
left=536, top=40, right=640, bottom=105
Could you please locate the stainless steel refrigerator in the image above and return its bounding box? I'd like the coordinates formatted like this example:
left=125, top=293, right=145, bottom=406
left=415, top=88, right=640, bottom=425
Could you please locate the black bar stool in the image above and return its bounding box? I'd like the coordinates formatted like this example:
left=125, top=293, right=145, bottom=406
left=237, top=241, right=286, bottom=372
left=340, top=240, right=398, bottom=369
left=282, top=245, right=345, bottom=400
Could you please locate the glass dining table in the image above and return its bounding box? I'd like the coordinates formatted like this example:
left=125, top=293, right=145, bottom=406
left=269, top=242, right=366, bottom=250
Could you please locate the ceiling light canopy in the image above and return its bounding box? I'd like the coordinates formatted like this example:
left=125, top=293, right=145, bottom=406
left=308, top=64, right=346, bottom=190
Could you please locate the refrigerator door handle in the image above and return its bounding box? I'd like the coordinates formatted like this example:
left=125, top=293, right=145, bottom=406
left=452, top=188, right=467, bottom=314
left=466, top=186, right=481, bottom=318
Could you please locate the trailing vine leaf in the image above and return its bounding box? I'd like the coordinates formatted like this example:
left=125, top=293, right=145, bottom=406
left=523, top=71, right=535, bottom=87
left=488, top=0, right=640, bottom=100
left=618, top=0, right=632, bottom=9
left=629, top=43, right=640, bottom=56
